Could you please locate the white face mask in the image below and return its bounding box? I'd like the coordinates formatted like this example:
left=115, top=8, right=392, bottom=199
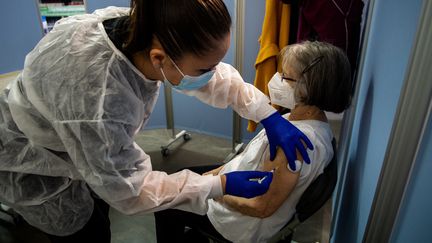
left=268, top=72, right=296, bottom=109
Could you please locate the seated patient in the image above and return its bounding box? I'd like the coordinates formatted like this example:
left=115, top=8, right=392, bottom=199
left=154, top=41, right=352, bottom=243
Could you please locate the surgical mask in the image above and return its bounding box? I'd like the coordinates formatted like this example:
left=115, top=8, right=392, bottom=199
left=268, top=72, right=296, bottom=109
left=160, top=57, right=216, bottom=91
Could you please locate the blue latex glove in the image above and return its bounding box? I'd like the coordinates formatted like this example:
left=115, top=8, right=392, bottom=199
left=261, top=112, right=314, bottom=170
left=225, top=171, right=273, bottom=198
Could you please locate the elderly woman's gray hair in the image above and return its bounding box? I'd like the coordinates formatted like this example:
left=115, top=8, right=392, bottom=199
left=280, top=41, right=352, bottom=113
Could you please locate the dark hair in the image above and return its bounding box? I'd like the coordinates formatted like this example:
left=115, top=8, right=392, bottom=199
left=280, top=41, right=352, bottom=113
left=125, top=0, right=232, bottom=60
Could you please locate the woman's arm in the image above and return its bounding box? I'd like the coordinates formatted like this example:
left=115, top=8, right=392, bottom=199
left=55, top=120, right=224, bottom=215
left=221, top=148, right=302, bottom=218
left=182, top=63, right=276, bottom=122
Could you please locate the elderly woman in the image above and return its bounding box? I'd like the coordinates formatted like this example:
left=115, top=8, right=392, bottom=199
left=154, top=41, right=352, bottom=243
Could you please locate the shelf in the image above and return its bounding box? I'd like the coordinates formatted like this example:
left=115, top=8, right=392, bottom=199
left=39, top=4, right=85, bottom=17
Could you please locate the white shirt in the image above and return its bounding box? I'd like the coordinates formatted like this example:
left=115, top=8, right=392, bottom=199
left=0, top=7, right=275, bottom=236
left=207, top=116, right=334, bottom=243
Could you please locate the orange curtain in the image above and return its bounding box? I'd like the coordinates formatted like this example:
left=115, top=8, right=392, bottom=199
left=247, top=0, right=291, bottom=132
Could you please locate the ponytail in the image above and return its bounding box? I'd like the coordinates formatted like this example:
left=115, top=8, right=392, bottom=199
left=124, top=0, right=154, bottom=54
left=125, top=0, right=232, bottom=59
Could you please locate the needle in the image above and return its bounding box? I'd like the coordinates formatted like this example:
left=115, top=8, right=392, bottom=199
left=249, top=168, right=276, bottom=183
left=258, top=176, right=267, bottom=184
left=249, top=176, right=268, bottom=184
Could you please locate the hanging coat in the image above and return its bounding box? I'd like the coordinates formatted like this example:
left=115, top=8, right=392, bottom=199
left=297, top=0, right=364, bottom=71
left=248, top=0, right=291, bottom=132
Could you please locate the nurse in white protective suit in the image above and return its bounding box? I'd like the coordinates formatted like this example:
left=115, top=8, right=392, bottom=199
left=0, top=0, right=313, bottom=241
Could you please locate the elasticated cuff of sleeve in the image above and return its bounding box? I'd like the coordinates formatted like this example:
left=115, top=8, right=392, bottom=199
left=207, top=175, right=224, bottom=199
left=257, top=104, right=278, bottom=122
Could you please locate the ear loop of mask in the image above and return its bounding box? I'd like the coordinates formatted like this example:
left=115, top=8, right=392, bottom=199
left=169, top=57, right=186, bottom=78
left=161, top=55, right=216, bottom=90
left=160, top=56, right=184, bottom=85
left=160, top=66, right=173, bottom=87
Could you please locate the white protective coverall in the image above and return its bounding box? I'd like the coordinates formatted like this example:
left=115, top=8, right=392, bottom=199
left=0, top=7, right=276, bottom=236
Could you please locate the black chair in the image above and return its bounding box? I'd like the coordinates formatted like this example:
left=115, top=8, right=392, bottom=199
left=205, top=139, right=338, bottom=243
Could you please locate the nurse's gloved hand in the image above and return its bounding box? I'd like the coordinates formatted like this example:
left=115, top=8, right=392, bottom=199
left=224, top=171, right=273, bottom=198
left=261, top=112, right=314, bottom=170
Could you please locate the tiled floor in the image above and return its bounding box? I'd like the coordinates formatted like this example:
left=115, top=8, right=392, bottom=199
left=0, top=72, right=339, bottom=243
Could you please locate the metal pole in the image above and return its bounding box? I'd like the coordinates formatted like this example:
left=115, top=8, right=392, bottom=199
left=161, top=83, right=191, bottom=157
left=224, top=0, right=245, bottom=163
left=164, top=84, right=175, bottom=137
left=233, top=0, right=245, bottom=147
